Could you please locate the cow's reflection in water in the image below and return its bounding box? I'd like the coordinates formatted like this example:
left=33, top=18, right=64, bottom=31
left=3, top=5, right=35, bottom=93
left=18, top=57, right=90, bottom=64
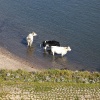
left=51, top=55, right=69, bottom=69
left=27, top=47, right=34, bottom=56
left=42, top=49, right=68, bottom=68
left=43, top=49, right=51, bottom=56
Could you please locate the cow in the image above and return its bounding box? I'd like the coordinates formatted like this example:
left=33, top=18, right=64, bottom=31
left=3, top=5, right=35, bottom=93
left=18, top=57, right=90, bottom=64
left=41, top=40, right=60, bottom=50
left=51, top=46, right=71, bottom=56
left=26, top=32, right=37, bottom=47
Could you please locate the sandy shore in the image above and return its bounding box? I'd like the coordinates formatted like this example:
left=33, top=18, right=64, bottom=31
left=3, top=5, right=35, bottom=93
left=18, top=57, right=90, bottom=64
left=0, top=47, right=39, bottom=72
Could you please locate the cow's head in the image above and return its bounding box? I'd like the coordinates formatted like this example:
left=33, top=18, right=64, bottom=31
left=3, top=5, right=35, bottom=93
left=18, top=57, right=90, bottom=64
left=65, top=46, right=71, bottom=51
left=31, top=32, right=37, bottom=36
left=67, top=46, right=71, bottom=51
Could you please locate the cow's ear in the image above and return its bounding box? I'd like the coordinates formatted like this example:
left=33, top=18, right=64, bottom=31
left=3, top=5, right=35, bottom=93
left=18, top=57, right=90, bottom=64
left=65, top=47, right=68, bottom=49
left=32, top=32, right=37, bottom=36
left=67, top=46, right=70, bottom=48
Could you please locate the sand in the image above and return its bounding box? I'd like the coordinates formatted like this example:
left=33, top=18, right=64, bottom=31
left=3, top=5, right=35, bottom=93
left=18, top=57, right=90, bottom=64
left=0, top=47, right=39, bottom=72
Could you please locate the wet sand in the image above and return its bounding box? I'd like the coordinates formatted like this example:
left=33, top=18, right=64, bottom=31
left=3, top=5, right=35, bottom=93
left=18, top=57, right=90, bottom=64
left=0, top=47, right=39, bottom=72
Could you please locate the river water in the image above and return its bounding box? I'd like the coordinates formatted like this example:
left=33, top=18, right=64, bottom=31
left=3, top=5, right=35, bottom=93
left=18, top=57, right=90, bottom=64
left=0, top=0, right=100, bottom=71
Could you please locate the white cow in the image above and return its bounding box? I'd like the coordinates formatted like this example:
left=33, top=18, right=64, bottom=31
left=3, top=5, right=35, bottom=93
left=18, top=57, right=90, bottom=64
left=26, top=32, right=37, bottom=47
left=51, top=46, right=71, bottom=56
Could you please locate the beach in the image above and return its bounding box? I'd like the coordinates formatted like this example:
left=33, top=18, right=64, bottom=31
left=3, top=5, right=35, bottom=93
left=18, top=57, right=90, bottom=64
left=0, top=47, right=38, bottom=72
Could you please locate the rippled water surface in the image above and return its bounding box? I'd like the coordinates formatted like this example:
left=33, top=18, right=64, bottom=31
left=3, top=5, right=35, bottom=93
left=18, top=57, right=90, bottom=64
left=0, top=0, right=100, bottom=71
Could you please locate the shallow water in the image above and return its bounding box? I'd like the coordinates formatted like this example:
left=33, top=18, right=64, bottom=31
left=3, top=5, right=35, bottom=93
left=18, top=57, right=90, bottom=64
left=0, top=0, right=100, bottom=71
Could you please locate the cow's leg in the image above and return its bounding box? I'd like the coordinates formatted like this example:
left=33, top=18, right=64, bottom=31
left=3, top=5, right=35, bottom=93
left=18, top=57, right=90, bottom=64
left=30, top=42, right=32, bottom=47
left=28, top=42, right=30, bottom=47
left=44, top=46, right=47, bottom=50
left=30, top=40, right=33, bottom=47
left=27, top=38, right=31, bottom=47
left=27, top=40, right=30, bottom=46
left=61, top=53, right=64, bottom=57
left=52, top=51, right=55, bottom=56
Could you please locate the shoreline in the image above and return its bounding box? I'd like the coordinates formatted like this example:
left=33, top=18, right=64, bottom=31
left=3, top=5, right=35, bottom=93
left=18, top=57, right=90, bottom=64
left=0, top=47, right=39, bottom=72
left=0, top=47, right=99, bottom=73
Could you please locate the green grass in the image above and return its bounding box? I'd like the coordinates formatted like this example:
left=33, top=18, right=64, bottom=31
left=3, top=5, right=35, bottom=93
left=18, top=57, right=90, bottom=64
left=1, top=69, right=100, bottom=83
left=0, top=69, right=100, bottom=99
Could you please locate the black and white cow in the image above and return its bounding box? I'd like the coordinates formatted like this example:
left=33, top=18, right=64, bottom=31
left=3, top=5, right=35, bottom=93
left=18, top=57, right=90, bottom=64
left=41, top=40, right=60, bottom=50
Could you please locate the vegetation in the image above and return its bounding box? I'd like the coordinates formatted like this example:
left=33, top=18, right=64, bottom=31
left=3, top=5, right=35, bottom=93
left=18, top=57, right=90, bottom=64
left=0, top=69, right=100, bottom=99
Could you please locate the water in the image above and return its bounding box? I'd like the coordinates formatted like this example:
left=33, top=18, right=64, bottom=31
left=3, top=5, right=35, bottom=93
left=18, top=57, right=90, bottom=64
left=0, top=0, right=100, bottom=71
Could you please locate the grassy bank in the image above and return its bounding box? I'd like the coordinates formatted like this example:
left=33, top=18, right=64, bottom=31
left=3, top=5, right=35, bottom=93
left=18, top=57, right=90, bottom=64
left=0, top=69, right=100, bottom=100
